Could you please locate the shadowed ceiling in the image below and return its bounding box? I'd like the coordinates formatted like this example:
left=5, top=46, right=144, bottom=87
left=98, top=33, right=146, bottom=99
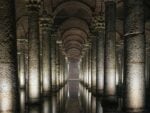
left=16, top=0, right=150, bottom=61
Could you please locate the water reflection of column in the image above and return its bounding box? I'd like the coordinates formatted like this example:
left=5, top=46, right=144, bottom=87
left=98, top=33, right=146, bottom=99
left=52, top=94, right=57, bottom=113
left=88, top=91, right=92, bottom=113
left=91, top=95, right=96, bottom=113
left=0, top=0, right=19, bottom=112
left=96, top=98, right=103, bottom=113
left=20, top=89, right=25, bottom=113
left=123, top=0, right=145, bottom=112
left=28, top=105, right=41, bottom=113
left=42, top=97, right=51, bottom=113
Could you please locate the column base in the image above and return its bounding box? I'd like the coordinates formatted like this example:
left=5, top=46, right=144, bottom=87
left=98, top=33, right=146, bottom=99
left=42, top=91, right=51, bottom=97
left=96, top=90, right=104, bottom=96
left=51, top=85, right=59, bottom=92
left=91, top=87, right=96, bottom=96
left=101, top=95, right=118, bottom=112
left=27, top=98, right=41, bottom=105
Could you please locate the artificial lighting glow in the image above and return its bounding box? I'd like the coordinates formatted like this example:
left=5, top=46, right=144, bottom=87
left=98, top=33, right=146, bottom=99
left=29, top=70, right=40, bottom=100
left=0, top=80, right=14, bottom=111
left=43, top=71, right=50, bottom=92
left=19, top=72, right=25, bottom=88
left=127, top=64, right=145, bottom=109
left=105, top=69, right=116, bottom=95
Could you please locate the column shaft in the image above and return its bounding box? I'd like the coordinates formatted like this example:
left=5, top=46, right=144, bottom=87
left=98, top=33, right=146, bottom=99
left=124, top=0, right=145, bottom=112
left=41, top=28, right=51, bottom=95
left=104, top=0, right=116, bottom=98
left=88, top=47, right=92, bottom=90
left=91, top=37, right=97, bottom=94
left=0, top=0, right=19, bottom=111
left=51, top=37, right=56, bottom=91
left=28, top=5, right=40, bottom=102
left=97, top=30, right=105, bottom=95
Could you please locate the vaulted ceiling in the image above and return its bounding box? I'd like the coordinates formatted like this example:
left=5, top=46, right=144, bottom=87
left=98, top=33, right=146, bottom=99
left=16, top=0, right=150, bottom=61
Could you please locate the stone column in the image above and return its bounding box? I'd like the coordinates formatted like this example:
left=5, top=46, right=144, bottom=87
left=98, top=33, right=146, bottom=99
left=123, top=0, right=145, bottom=112
left=40, top=10, right=52, bottom=95
left=88, top=46, right=92, bottom=90
left=0, top=0, right=19, bottom=112
left=116, top=45, right=123, bottom=97
left=104, top=0, right=116, bottom=101
left=85, top=49, right=89, bottom=87
left=60, top=56, right=63, bottom=86
left=92, top=13, right=105, bottom=96
left=17, top=39, right=26, bottom=89
left=82, top=55, right=86, bottom=85
left=26, top=0, right=41, bottom=103
left=91, top=37, right=97, bottom=95
left=51, top=34, right=57, bottom=91
left=55, top=45, right=60, bottom=90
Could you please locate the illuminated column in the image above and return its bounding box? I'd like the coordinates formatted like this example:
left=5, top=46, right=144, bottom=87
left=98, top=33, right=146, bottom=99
left=146, top=42, right=150, bottom=108
left=91, top=95, right=96, bottom=113
left=116, top=45, right=123, bottom=97
left=91, top=37, right=97, bottom=95
left=81, top=59, right=84, bottom=84
left=64, top=57, right=69, bottom=84
left=79, top=59, right=83, bottom=83
left=51, top=34, right=56, bottom=91
left=17, top=39, right=26, bottom=89
left=96, top=98, right=103, bottom=113
left=60, top=56, right=63, bottom=86
left=83, top=49, right=89, bottom=87
left=104, top=0, right=116, bottom=101
left=123, top=0, right=145, bottom=112
left=92, top=13, right=105, bottom=96
left=88, top=46, right=92, bottom=90
left=52, top=94, right=57, bottom=113
left=26, top=0, right=41, bottom=102
left=55, top=45, right=60, bottom=89
left=0, top=0, right=19, bottom=112
left=81, top=55, right=86, bottom=85
left=20, top=89, right=26, bottom=113
left=62, top=58, right=65, bottom=85
left=85, top=49, right=89, bottom=87
left=40, top=10, right=52, bottom=95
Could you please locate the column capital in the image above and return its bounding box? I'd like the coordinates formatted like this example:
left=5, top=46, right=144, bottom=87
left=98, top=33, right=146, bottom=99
left=90, top=13, right=105, bottom=34
left=26, top=0, right=41, bottom=10
left=40, top=10, right=53, bottom=30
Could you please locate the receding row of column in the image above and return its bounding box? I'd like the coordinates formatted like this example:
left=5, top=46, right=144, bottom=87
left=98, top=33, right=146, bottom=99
left=0, top=0, right=69, bottom=112
left=26, top=1, right=68, bottom=103
left=80, top=0, right=146, bottom=112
